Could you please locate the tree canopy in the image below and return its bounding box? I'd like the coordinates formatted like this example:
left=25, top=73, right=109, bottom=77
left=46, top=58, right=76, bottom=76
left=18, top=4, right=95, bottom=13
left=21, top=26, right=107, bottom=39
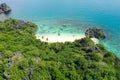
left=0, top=18, right=120, bottom=80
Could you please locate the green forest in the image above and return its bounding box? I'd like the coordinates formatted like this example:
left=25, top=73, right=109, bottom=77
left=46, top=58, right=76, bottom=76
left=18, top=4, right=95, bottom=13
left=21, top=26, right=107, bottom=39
left=0, top=18, right=120, bottom=80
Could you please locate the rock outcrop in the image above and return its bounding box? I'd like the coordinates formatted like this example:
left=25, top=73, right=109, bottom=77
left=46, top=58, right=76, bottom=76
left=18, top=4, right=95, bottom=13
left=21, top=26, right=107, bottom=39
left=0, top=3, right=11, bottom=14
left=85, top=27, right=106, bottom=39
left=15, top=20, right=31, bottom=29
left=80, top=37, right=94, bottom=47
left=5, top=18, right=34, bottom=29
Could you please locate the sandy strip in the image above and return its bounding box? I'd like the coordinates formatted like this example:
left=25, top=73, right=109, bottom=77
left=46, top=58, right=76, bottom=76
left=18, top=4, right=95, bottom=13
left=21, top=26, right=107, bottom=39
left=35, top=34, right=99, bottom=44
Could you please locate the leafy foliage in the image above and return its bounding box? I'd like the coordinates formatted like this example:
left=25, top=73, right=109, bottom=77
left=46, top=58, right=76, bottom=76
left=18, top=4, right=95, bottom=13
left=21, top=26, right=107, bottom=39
left=0, top=18, right=120, bottom=80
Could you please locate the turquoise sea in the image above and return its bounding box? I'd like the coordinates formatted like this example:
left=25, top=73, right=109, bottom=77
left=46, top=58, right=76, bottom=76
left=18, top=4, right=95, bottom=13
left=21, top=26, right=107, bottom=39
left=0, top=0, right=120, bottom=57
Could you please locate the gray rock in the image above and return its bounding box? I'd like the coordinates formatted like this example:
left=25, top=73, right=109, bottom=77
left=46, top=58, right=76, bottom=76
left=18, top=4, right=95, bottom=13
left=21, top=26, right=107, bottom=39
left=80, top=38, right=94, bottom=47
left=0, top=3, right=11, bottom=14
left=85, top=27, right=106, bottom=39
left=15, top=20, right=32, bottom=29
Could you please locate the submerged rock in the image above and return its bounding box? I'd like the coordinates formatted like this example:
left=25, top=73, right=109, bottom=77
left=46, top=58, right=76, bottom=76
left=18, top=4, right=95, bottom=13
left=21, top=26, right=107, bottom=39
left=85, top=27, right=106, bottom=39
left=0, top=3, right=11, bottom=14
left=62, top=24, right=67, bottom=27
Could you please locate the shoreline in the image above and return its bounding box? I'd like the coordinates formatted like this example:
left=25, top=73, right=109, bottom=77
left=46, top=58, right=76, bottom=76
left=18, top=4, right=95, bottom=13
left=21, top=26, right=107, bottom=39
left=35, top=34, right=99, bottom=44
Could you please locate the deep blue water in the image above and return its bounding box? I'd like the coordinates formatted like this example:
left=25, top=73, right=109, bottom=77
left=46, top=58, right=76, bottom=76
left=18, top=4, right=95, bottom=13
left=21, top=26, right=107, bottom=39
left=0, top=0, right=120, bottom=56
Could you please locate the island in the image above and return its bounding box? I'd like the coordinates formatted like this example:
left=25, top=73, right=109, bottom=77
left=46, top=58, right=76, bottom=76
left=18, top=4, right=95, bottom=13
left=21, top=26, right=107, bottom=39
left=0, top=3, right=11, bottom=14
left=0, top=18, right=120, bottom=80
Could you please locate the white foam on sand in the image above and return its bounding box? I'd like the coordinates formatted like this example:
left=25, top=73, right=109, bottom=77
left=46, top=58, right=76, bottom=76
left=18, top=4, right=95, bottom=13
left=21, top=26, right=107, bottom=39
left=35, top=34, right=99, bottom=44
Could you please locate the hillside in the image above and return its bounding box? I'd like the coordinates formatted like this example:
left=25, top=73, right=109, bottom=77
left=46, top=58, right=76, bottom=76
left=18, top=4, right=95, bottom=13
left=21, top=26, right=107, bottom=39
left=0, top=18, right=120, bottom=80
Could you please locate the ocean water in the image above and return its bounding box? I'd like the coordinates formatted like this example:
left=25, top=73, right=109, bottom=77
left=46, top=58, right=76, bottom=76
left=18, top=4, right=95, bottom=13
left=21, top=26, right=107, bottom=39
left=0, top=0, right=120, bottom=57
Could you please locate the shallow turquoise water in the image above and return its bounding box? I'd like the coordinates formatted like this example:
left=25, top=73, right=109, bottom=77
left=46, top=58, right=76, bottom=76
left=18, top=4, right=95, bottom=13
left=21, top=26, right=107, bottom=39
left=0, top=0, right=120, bottom=56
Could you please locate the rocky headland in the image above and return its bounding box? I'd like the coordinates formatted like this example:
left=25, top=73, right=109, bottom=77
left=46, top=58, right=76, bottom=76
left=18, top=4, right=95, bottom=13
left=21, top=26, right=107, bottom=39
left=0, top=3, right=11, bottom=14
left=85, top=27, right=106, bottom=39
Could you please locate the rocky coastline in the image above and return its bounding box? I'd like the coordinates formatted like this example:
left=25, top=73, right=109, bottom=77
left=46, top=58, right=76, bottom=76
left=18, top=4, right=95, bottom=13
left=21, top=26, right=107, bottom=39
left=85, top=27, right=106, bottom=39
left=0, top=3, right=11, bottom=14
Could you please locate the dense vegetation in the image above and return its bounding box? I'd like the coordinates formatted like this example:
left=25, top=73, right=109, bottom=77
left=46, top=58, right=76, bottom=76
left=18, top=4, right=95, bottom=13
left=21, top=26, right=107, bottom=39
left=0, top=18, right=120, bottom=80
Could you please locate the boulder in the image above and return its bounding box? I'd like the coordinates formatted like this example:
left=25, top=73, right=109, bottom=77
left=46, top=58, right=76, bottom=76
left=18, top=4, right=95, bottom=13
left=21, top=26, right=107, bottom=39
left=74, top=37, right=94, bottom=47
left=15, top=20, right=33, bottom=29
left=0, top=3, right=11, bottom=14
left=80, top=37, right=94, bottom=47
left=85, top=27, right=106, bottom=39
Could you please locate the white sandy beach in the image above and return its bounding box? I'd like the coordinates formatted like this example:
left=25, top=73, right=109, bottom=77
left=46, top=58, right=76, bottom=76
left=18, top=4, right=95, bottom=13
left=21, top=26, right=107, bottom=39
left=35, top=34, right=99, bottom=44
